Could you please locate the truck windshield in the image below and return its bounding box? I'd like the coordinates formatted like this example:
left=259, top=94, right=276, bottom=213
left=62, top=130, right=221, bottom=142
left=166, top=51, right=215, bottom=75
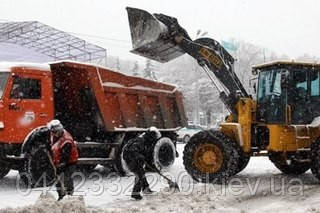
left=0, top=72, right=9, bottom=99
left=257, top=69, right=284, bottom=103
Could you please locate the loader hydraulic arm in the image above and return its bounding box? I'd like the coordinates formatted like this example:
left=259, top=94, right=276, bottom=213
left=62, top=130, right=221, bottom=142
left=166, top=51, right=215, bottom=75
left=158, top=12, right=249, bottom=113
left=171, top=34, right=249, bottom=113
left=126, top=8, right=249, bottom=114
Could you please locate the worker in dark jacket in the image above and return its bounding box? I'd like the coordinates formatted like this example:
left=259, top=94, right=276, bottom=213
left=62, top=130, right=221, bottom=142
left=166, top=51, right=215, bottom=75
left=123, top=126, right=162, bottom=200
left=47, top=119, right=79, bottom=201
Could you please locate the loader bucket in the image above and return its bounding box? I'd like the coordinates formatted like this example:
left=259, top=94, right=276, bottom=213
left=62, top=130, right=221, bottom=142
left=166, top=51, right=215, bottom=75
left=126, top=7, right=185, bottom=63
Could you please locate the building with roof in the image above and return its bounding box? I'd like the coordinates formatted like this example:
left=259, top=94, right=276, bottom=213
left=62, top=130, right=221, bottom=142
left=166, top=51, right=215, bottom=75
left=0, top=21, right=107, bottom=64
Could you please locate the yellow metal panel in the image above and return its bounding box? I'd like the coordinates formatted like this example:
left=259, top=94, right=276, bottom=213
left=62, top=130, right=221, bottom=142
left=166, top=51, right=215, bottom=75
left=220, top=98, right=255, bottom=153
left=267, top=125, right=313, bottom=152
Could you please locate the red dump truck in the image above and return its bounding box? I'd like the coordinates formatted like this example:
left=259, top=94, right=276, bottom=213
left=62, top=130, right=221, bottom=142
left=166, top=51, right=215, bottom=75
left=0, top=61, right=187, bottom=184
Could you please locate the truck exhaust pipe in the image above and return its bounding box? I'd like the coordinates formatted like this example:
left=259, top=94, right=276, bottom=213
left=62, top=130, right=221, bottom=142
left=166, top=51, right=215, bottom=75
left=126, top=7, right=187, bottom=63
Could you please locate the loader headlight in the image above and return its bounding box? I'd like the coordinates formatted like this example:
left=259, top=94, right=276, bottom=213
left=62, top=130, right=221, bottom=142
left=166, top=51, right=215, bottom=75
left=0, top=121, right=4, bottom=129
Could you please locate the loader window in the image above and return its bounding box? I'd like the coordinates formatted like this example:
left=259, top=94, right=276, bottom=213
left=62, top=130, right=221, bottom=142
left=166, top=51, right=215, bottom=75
left=292, top=70, right=307, bottom=100
left=290, top=69, right=311, bottom=124
left=10, top=77, right=41, bottom=99
left=257, top=69, right=282, bottom=103
left=311, top=70, right=320, bottom=97
left=257, top=69, right=286, bottom=123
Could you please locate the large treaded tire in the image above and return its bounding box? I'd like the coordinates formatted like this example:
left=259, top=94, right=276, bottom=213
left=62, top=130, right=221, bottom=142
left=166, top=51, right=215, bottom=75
left=269, top=152, right=310, bottom=175
left=311, top=140, right=320, bottom=180
left=112, top=144, right=128, bottom=176
left=234, top=154, right=250, bottom=175
left=19, top=127, right=55, bottom=187
left=0, top=161, right=10, bottom=179
left=149, top=137, right=176, bottom=171
left=183, top=130, right=239, bottom=183
left=19, top=149, right=55, bottom=188
left=121, top=137, right=176, bottom=174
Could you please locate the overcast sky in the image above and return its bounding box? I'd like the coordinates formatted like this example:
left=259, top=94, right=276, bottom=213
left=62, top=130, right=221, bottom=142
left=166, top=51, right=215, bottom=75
left=0, top=0, right=320, bottom=61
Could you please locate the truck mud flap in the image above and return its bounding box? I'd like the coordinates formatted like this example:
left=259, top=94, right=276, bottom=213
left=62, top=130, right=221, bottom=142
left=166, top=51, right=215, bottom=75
left=126, top=7, right=185, bottom=63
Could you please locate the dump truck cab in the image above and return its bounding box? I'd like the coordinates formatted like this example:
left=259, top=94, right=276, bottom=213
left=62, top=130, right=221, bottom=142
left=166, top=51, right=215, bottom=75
left=0, top=63, right=53, bottom=156
left=253, top=61, right=320, bottom=125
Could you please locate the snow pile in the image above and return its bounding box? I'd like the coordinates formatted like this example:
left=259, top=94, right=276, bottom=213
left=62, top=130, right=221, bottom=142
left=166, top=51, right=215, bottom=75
left=3, top=183, right=320, bottom=213
left=0, top=187, right=240, bottom=213
left=0, top=192, right=87, bottom=213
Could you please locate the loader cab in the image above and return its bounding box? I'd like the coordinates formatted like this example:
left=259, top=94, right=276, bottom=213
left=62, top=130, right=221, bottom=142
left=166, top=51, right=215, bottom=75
left=253, top=61, right=320, bottom=125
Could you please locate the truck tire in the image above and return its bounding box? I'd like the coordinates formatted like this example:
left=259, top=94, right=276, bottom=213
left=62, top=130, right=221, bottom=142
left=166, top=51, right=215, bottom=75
left=149, top=137, right=176, bottom=171
left=183, top=130, right=239, bottom=183
left=0, top=161, right=11, bottom=179
left=19, top=127, right=55, bottom=187
left=311, top=140, right=320, bottom=180
left=113, top=144, right=129, bottom=176
left=20, top=149, right=55, bottom=187
left=119, top=143, right=132, bottom=175
left=118, top=137, right=176, bottom=175
left=269, top=152, right=310, bottom=175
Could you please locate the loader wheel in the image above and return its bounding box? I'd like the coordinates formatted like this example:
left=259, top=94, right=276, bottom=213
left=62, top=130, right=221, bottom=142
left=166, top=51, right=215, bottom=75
left=269, top=152, right=310, bottom=175
left=0, top=161, right=11, bottom=179
left=183, top=130, right=239, bottom=183
left=234, top=154, right=250, bottom=174
left=311, top=140, right=320, bottom=180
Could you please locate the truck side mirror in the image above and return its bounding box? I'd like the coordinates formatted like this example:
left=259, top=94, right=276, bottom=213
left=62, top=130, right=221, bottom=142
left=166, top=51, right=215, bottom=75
left=249, top=77, right=258, bottom=94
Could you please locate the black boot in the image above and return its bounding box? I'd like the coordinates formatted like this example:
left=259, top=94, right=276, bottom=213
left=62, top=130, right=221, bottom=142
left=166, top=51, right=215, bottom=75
left=143, top=187, right=155, bottom=194
left=131, top=193, right=143, bottom=200
left=57, top=194, right=65, bottom=201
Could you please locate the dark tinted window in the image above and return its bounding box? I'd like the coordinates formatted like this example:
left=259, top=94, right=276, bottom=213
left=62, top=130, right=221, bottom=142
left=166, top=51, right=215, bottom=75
left=10, top=77, right=41, bottom=99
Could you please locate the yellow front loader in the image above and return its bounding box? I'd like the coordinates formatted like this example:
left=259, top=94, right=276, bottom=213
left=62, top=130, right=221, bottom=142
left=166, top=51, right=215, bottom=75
left=126, top=7, right=320, bottom=182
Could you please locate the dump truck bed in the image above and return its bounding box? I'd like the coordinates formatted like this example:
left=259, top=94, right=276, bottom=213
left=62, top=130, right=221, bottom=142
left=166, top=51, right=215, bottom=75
left=50, top=61, right=187, bottom=132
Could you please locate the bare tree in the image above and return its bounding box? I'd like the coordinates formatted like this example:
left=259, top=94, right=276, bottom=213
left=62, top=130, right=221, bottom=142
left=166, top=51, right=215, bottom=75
left=131, top=61, right=140, bottom=76
left=143, top=59, right=157, bottom=80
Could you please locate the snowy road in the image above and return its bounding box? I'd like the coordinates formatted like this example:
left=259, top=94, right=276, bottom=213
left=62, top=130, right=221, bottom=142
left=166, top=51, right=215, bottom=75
left=1, top=144, right=320, bottom=212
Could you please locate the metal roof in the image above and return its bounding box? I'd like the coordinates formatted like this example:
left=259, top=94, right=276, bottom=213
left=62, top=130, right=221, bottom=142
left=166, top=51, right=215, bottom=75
left=0, top=61, right=50, bottom=72
left=252, top=60, right=320, bottom=74
left=0, top=21, right=106, bottom=64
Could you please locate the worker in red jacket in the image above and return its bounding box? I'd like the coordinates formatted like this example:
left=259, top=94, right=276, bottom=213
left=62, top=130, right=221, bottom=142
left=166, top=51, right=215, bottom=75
left=47, top=119, right=78, bottom=201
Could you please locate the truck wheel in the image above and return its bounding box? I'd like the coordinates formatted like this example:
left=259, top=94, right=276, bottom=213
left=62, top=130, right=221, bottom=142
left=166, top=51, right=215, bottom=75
left=0, top=161, right=11, bottom=179
left=269, top=152, right=310, bottom=175
left=113, top=144, right=129, bottom=176
left=119, top=143, right=132, bottom=175
left=149, top=137, right=176, bottom=171
left=311, top=140, right=320, bottom=180
left=183, top=130, right=239, bottom=183
left=19, top=149, right=55, bottom=188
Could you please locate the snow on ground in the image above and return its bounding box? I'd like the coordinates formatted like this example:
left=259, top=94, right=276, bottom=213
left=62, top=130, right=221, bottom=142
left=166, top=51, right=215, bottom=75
left=1, top=144, right=320, bottom=212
